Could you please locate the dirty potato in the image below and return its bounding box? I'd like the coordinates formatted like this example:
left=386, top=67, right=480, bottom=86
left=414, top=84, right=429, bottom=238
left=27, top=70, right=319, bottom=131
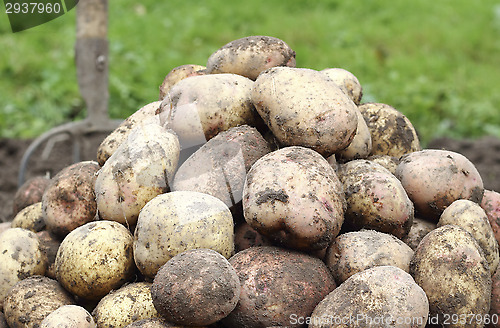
left=36, top=230, right=60, bottom=279
left=11, top=201, right=45, bottom=232
left=481, top=189, right=500, bottom=246
left=159, top=64, right=206, bottom=100
left=206, top=35, right=296, bottom=80
left=367, top=154, right=400, bottom=175
left=336, top=108, right=372, bottom=161
left=401, top=217, right=437, bottom=251
left=321, top=67, right=363, bottom=105
left=40, top=305, right=96, bottom=328
left=13, top=176, right=50, bottom=215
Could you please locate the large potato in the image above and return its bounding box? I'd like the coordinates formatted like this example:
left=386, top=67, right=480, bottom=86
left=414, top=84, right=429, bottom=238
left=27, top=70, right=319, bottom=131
left=337, top=160, right=414, bottom=238
left=0, top=228, right=45, bottom=309
left=222, top=246, right=336, bottom=328
left=395, top=149, right=484, bottom=221
left=158, top=73, right=261, bottom=149
left=358, top=102, right=421, bottom=157
left=97, top=101, right=162, bottom=166
left=410, top=225, right=491, bottom=327
left=481, top=189, right=500, bottom=246
left=55, top=220, right=135, bottom=301
left=133, top=191, right=234, bottom=279
left=11, top=201, right=45, bottom=232
left=252, top=67, right=358, bottom=156
left=151, top=249, right=240, bottom=326
left=206, top=35, right=296, bottom=80
left=159, top=64, right=206, bottom=100
left=321, top=67, right=363, bottom=105
left=40, top=305, right=96, bottom=328
left=309, top=266, right=429, bottom=328
left=325, top=230, right=414, bottom=284
left=243, top=146, right=346, bottom=250
left=3, top=276, right=74, bottom=328
left=13, top=176, right=50, bottom=215
left=95, top=123, right=180, bottom=226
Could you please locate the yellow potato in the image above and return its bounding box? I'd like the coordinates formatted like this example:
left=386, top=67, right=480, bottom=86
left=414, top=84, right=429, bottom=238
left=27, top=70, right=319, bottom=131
left=11, top=201, right=45, bottom=232
left=321, top=67, right=363, bottom=105
left=159, top=64, right=206, bottom=100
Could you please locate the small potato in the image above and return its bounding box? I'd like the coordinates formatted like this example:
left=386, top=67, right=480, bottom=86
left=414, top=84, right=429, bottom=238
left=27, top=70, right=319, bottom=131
left=55, top=221, right=135, bottom=301
left=401, top=217, right=437, bottom=251
left=0, top=312, right=6, bottom=328
left=0, top=228, right=45, bottom=309
left=325, top=230, right=414, bottom=284
left=40, top=305, right=96, bottom=328
left=243, top=146, right=346, bottom=251
left=321, top=68, right=363, bottom=105
left=93, top=282, right=158, bottom=327
left=410, top=225, right=491, bottom=327
left=159, top=64, right=206, bottom=100
left=206, top=35, right=296, bottom=80
left=133, top=191, right=234, bottom=279
left=222, top=246, right=336, bottom=328
left=491, top=268, right=500, bottom=328
left=152, top=249, right=240, bottom=326
left=97, top=101, right=162, bottom=166
left=252, top=67, right=358, bottom=156
left=395, top=149, right=484, bottom=221
left=481, top=189, right=500, bottom=246
left=95, top=123, right=180, bottom=226
left=124, top=318, right=191, bottom=328
left=338, top=160, right=414, bottom=238
left=42, top=161, right=100, bottom=237
left=0, top=222, right=11, bottom=235
left=11, top=201, right=45, bottom=232
left=3, top=275, right=74, bottom=328
left=36, top=230, right=60, bottom=279
left=367, top=154, right=400, bottom=175
left=336, top=108, right=372, bottom=161
left=309, top=266, right=429, bottom=328
left=13, top=176, right=50, bottom=215
left=438, top=199, right=499, bottom=275
left=234, top=222, right=272, bottom=253
left=358, top=102, right=421, bottom=157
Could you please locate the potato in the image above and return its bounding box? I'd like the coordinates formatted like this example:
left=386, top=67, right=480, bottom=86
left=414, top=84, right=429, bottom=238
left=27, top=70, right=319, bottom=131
left=3, top=275, right=74, bottom=328
left=0, top=222, right=11, bottom=235
left=172, top=125, right=271, bottom=219
left=55, top=220, right=135, bottom=301
left=367, top=154, right=400, bottom=175
left=36, top=230, right=60, bottom=279
left=481, top=189, right=500, bottom=246
left=133, top=191, right=234, bottom=279
left=410, top=225, right=491, bottom=327
left=152, top=249, right=240, bottom=326
left=325, top=230, right=414, bottom=284
left=321, top=68, right=363, bottom=105
left=205, top=35, right=296, bottom=80
left=234, top=222, right=272, bottom=253
left=93, top=282, right=158, bottom=327
left=11, top=201, right=45, bottom=232
left=309, top=266, right=429, bottom=328
left=42, top=161, right=100, bottom=237
left=243, top=146, right=346, bottom=250
left=40, top=305, right=96, bottom=328
left=336, top=108, right=372, bottom=161
left=491, top=268, right=500, bottom=328
left=337, top=160, right=414, bottom=238
left=95, top=123, right=180, bottom=226
left=358, top=102, right=421, bottom=157
left=395, top=149, right=484, bottom=221
left=438, top=199, right=499, bottom=275
left=97, top=101, right=162, bottom=166
left=0, top=312, right=6, bottom=328
left=401, top=217, right=437, bottom=251
left=157, top=73, right=260, bottom=150
left=222, top=246, right=336, bottom=328
left=0, top=228, right=45, bottom=309
left=159, top=64, right=206, bottom=100
left=124, top=318, right=190, bottom=328
left=13, top=176, right=50, bottom=215
left=252, top=67, right=358, bottom=156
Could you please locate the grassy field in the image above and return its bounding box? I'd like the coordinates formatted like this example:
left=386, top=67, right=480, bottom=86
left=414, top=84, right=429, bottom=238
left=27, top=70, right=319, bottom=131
left=1, top=0, right=499, bottom=145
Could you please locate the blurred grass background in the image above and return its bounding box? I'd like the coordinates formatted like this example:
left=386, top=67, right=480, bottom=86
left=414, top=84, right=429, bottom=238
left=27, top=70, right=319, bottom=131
left=0, top=0, right=499, bottom=145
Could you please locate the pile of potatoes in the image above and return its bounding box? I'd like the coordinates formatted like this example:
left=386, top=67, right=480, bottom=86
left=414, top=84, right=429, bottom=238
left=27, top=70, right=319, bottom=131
left=1, top=35, right=500, bottom=328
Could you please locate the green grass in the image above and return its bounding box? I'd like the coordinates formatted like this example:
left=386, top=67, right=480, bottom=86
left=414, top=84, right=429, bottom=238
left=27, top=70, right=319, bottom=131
left=1, top=0, right=500, bottom=145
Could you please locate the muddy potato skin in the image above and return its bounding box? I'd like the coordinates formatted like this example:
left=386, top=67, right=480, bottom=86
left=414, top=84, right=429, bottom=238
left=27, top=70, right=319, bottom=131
left=338, top=160, right=414, bottom=238
left=243, top=146, right=346, bottom=250
left=97, top=101, right=162, bottom=166
left=13, top=176, right=50, bottom=215
left=124, top=318, right=194, bottom=328
left=206, top=35, right=296, bottom=80
left=438, top=199, right=499, bottom=275
left=0, top=228, right=45, bottom=309
left=133, top=191, right=234, bottom=279
left=321, top=68, right=363, bottom=105
left=252, top=67, right=358, bottom=157
left=234, top=222, right=272, bottom=253
left=55, top=221, right=135, bottom=301
left=482, top=189, right=500, bottom=246
left=410, top=225, right=491, bottom=327
left=3, top=275, right=74, bottom=328
left=152, top=249, right=240, bottom=326
left=222, top=246, right=336, bottom=328
left=40, top=305, right=96, bottom=328
left=93, top=282, right=158, bottom=327
left=159, top=64, right=206, bottom=100
left=358, top=102, right=421, bottom=157
left=42, top=161, right=100, bottom=237
left=95, top=123, right=180, bottom=226
left=395, top=149, right=484, bottom=221
left=367, top=154, right=400, bottom=175
left=491, top=268, right=500, bottom=328
left=337, top=108, right=372, bottom=161
left=11, top=201, right=45, bottom=232
left=325, top=230, right=414, bottom=284
left=309, top=266, right=429, bottom=328
left=401, top=217, right=437, bottom=251
left=158, top=73, right=259, bottom=149
left=36, top=230, right=60, bottom=279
